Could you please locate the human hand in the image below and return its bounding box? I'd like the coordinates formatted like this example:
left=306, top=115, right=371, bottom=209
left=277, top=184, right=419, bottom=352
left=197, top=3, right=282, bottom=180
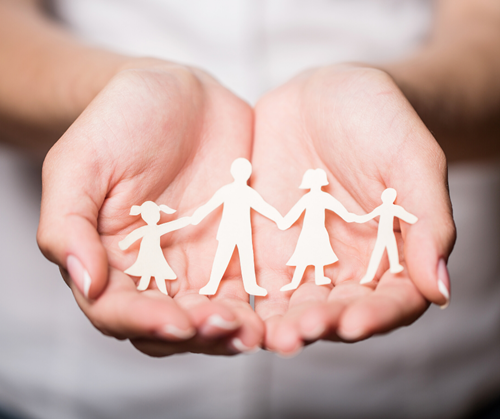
left=251, top=64, right=456, bottom=356
left=37, top=60, right=263, bottom=356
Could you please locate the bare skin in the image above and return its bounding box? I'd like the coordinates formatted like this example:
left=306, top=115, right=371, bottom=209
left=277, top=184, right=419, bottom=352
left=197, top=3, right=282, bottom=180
left=252, top=66, right=454, bottom=355
left=1, top=0, right=498, bottom=356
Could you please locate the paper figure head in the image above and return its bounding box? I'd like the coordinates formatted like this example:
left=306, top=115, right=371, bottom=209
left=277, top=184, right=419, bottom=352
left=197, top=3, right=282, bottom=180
left=230, top=158, right=252, bottom=182
left=299, top=168, right=329, bottom=189
left=129, top=201, right=176, bottom=225
left=381, top=188, right=397, bottom=203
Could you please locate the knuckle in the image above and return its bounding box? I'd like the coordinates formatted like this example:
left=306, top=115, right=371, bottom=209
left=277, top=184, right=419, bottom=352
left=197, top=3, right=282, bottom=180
left=36, top=225, right=48, bottom=254
left=36, top=222, right=57, bottom=263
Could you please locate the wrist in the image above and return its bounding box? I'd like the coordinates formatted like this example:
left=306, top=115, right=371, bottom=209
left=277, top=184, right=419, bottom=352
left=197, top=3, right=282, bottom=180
left=65, top=55, right=203, bottom=122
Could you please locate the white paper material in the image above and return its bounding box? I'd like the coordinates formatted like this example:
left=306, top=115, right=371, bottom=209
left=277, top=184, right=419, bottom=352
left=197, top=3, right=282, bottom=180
left=119, top=201, right=191, bottom=295
left=278, top=169, right=355, bottom=291
left=192, top=158, right=282, bottom=296
left=357, top=188, right=418, bottom=284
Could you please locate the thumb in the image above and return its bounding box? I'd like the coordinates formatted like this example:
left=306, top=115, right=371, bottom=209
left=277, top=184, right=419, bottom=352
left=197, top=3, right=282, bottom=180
left=37, top=141, right=109, bottom=300
left=399, top=149, right=456, bottom=309
left=404, top=209, right=455, bottom=308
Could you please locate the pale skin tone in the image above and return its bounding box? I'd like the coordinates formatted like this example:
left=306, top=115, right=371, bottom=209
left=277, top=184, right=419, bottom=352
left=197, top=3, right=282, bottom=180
left=251, top=66, right=454, bottom=354
left=1, top=0, right=499, bottom=356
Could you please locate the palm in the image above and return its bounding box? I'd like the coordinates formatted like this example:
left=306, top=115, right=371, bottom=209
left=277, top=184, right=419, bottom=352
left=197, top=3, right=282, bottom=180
left=251, top=65, right=454, bottom=355
left=43, top=65, right=263, bottom=355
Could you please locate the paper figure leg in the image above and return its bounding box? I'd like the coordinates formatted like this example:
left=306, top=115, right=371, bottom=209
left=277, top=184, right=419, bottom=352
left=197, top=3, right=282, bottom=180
left=154, top=277, right=169, bottom=296
left=314, top=265, right=331, bottom=286
left=237, top=241, right=268, bottom=297
left=386, top=234, right=404, bottom=274
left=199, top=241, right=235, bottom=295
left=280, top=265, right=307, bottom=291
left=360, top=240, right=385, bottom=284
left=137, top=276, right=152, bottom=291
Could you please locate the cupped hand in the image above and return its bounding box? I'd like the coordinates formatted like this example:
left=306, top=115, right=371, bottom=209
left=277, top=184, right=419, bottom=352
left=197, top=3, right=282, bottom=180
left=37, top=60, right=263, bottom=356
left=251, top=64, right=456, bottom=356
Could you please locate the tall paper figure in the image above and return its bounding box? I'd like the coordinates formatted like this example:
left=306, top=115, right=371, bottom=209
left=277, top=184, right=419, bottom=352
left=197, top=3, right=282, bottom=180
left=192, top=158, right=282, bottom=296
left=357, top=188, right=418, bottom=284
left=278, top=169, right=355, bottom=292
left=118, top=201, right=191, bottom=295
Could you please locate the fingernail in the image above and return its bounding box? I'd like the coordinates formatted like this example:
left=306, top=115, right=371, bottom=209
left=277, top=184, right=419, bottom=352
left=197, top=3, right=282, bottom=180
left=337, top=326, right=365, bottom=341
left=159, top=325, right=196, bottom=340
left=206, top=314, right=240, bottom=330
left=302, top=324, right=326, bottom=341
left=67, top=255, right=92, bottom=298
left=437, top=258, right=450, bottom=309
left=200, top=314, right=241, bottom=337
left=277, top=344, right=303, bottom=359
left=230, top=338, right=261, bottom=354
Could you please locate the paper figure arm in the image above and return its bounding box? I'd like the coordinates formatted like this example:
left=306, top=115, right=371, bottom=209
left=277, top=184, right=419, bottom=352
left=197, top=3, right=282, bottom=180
left=278, top=196, right=307, bottom=230
left=394, top=205, right=418, bottom=224
left=324, top=195, right=355, bottom=222
left=351, top=207, right=381, bottom=224
left=249, top=189, right=283, bottom=226
left=191, top=188, right=226, bottom=225
left=118, top=226, right=148, bottom=250
left=158, top=216, right=192, bottom=235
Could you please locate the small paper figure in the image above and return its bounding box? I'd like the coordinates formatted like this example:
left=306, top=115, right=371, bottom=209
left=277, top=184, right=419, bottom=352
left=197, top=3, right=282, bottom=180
left=278, top=169, right=355, bottom=292
left=118, top=201, right=191, bottom=295
left=356, top=188, right=418, bottom=284
left=191, top=158, right=282, bottom=296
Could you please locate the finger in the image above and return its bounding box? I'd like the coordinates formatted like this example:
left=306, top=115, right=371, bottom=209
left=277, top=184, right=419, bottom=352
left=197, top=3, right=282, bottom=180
left=130, top=335, right=239, bottom=357
left=396, top=140, right=456, bottom=308
left=264, top=283, right=330, bottom=355
left=176, top=292, right=264, bottom=352
left=337, top=273, right=429, bottom=342
left=130, top=339, right=186, bottom=357
left=404, top=212, right=455, bottom=307
left=69, top=268, right=195, bottom=340
left=263, top=315, right=286, bottom=353
left=219, top=297, right=264, bottom=354
left=131, top=299, right=262, bottom=358
left=252, top=259, right=292, bottom=322
left=175, top=293, right=242, bottom=339
left=38, top=133, right=110, bottom=299
left=313, top=279, right=374, bottom=341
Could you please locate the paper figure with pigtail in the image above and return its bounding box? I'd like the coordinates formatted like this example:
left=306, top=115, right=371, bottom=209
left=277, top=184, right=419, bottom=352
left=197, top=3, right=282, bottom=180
left=191, top=157, right=283, bottom=296
left=118, top=201, right=191, bottom=295
left=355, top=188, right=418, bottom=284
left=278, top=168, right=359, bottom=291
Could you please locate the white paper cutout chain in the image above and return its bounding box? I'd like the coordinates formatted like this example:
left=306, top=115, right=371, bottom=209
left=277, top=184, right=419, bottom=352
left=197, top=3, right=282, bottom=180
left=119, top=159, right=417, bottom=296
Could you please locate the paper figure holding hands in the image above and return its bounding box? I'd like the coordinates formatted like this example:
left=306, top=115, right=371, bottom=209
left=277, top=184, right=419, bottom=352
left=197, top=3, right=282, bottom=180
left=191, top=158, right=282, bottom=296
left=118, top=201, right=191, bottom=295
left=278, top=169, right=355, bottom=292
left=356, top=188, right=418, bottom=284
